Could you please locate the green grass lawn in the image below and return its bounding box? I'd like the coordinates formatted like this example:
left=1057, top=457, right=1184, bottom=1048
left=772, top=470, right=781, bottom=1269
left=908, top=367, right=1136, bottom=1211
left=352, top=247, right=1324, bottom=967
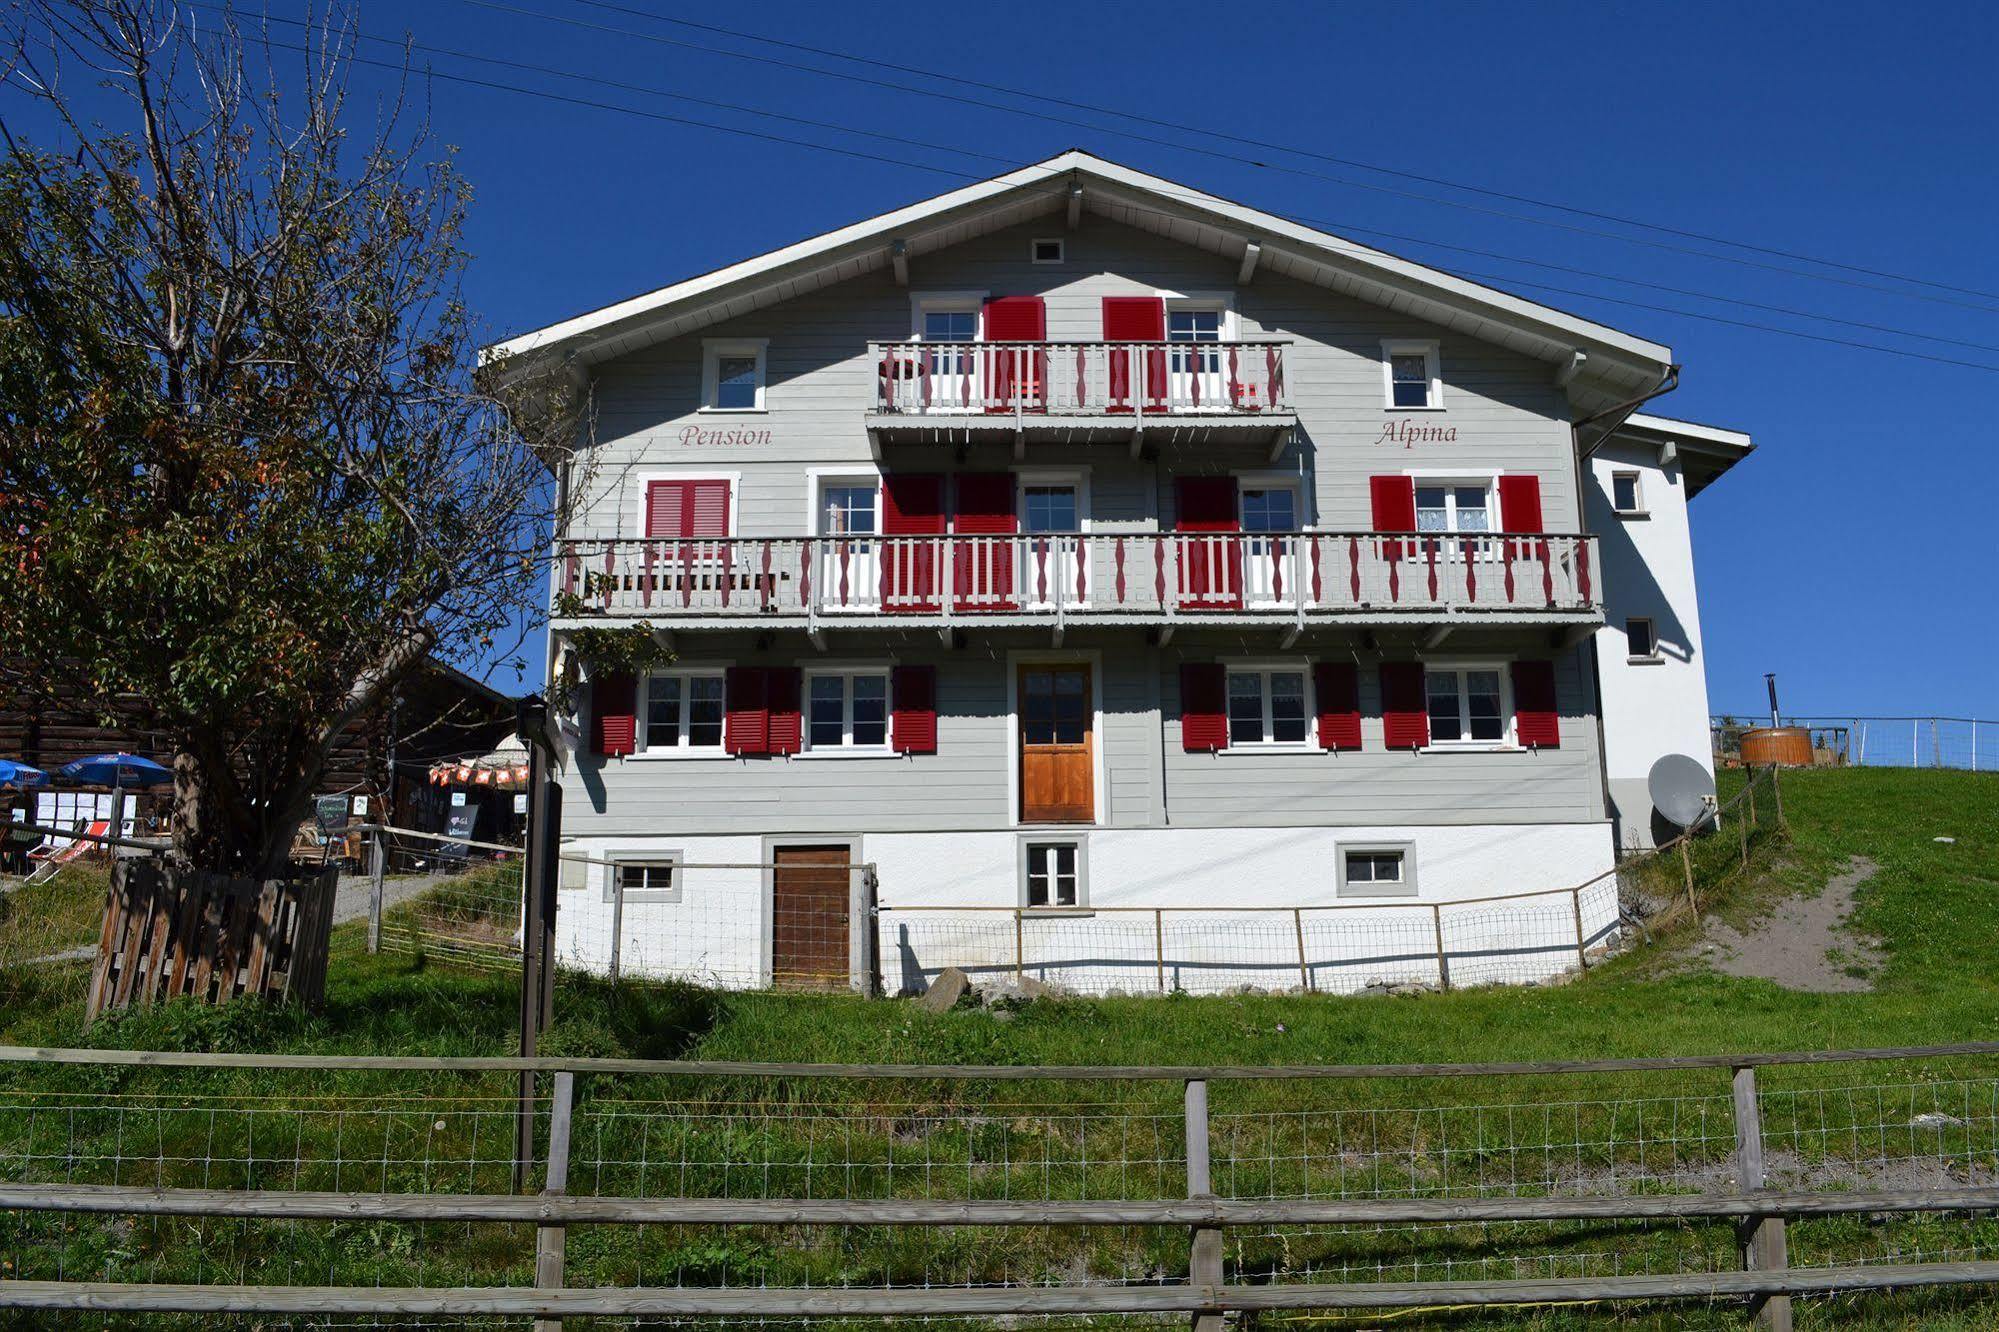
left=0, top=766, right=1994, bottom=1329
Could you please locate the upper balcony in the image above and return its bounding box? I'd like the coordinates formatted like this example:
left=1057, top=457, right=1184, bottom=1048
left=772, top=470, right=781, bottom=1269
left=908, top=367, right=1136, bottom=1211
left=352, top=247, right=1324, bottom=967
left=865, top=340, right=1296, bottom=456
left=552, top=531, right=1600, bottom=641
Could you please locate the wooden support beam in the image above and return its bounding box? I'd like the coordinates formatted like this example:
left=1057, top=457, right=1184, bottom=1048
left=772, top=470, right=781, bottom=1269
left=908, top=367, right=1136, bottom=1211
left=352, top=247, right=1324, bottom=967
left=806, top=628, right=828, bottom=653
left=1423, top=624, right=1453, bottom=649
left=1067, top=183, right=1083, bottom=229
left=889, top=239, right=908, bottom=287
left=1267, top=425, right=1291, bottom=464
left=1553, top=348, right=1587, bottom=388
left=1237, top=241, right=1261, bottom=285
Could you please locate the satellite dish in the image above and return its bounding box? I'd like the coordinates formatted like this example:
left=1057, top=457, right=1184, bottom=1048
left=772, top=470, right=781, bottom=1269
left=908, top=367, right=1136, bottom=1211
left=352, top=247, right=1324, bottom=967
left=1649, top=754, right=1718, bottom=828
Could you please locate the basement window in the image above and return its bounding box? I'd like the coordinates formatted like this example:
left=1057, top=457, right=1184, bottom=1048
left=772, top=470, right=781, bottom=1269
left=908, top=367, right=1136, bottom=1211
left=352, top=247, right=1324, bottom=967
left=1020, top=838, right=1088, bottom=911
left=608, top=855, right=681, bottom=904
left=1337, top=844, right=1415, bottom=898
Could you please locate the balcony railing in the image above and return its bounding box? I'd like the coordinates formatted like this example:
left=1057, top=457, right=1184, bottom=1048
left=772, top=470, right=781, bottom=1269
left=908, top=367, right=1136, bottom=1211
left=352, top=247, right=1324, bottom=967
left=869, top=340, right=1291, bottom=418
left=555, top=532, right=1598, bottom=622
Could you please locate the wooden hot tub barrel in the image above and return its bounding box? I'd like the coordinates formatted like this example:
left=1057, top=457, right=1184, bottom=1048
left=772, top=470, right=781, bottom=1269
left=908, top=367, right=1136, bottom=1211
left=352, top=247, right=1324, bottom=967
left=1739, top=726, right=1814, bottom=768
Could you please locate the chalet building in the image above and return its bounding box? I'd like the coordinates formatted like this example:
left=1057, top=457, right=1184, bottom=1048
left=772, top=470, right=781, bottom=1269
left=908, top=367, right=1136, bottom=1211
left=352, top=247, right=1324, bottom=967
left=486, top=152, right=1750, bottom=995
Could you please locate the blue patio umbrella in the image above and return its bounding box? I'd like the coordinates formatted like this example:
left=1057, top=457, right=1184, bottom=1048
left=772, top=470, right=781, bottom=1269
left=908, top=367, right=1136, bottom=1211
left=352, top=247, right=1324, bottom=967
left=57, top=753, right=173, bottom=789
left=0, top=759, right=49, bottom=790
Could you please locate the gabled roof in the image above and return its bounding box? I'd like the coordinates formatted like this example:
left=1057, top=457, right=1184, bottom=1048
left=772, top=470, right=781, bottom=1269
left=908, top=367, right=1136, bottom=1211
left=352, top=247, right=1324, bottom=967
left=482, top=150, right=1674, bottom=410
left=1614, top=412, right=1754, bottom=499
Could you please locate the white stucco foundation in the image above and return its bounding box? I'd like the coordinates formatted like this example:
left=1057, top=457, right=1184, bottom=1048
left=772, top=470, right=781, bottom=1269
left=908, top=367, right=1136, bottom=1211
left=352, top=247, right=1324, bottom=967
left=555, top=821, right=1619, bottom=997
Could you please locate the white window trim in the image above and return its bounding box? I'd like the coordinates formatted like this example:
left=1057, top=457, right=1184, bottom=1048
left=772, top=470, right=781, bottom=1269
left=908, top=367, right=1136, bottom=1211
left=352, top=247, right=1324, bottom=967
left=1017, top=833, right=1091, bottom=914
left=1336, top=841, right=1417, bottom=899
left=1220, top=658, right=1316, bottom=753
left=1626, top=617, right=1663, bottom=664
left=700, top=338, right=769, bottom=414
left=1421, top=658, right=1518, bottom=753
left=1030, top=237, right=1065, bottom=265
left=1406, top=473, right=1498, bottom=543
left=628, top=470, right=741, bottom=542
left=806, top=469, right=885, bottom=536
left=909, top=291, right=988, bottom=339
left=800, top=666, right=895, bottom=757
left=604, top=850, right=682, bottom=905
left=1610, top=470, right=1649, bottom=518
left=633, top=668, right=730, bottom=761
left=1382, top=339, right=1443, bottom=411
left=1159, top=290, right=1239, bottom=340
left=1015, top=468, right=1092, bottom=608
left=1235, top=471, right=1305, bottom=531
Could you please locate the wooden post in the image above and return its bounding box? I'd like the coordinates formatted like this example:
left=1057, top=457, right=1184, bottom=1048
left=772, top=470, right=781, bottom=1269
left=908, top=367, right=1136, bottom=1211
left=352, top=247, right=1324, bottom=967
left=1681, top=838, right=1699, bottom=924
left=1292, top=908, right=1309, bottom=992
left=1013, top=909, right=1024, bottom=982
left=366, top=829, right=385, bottom=956
left=1432, top=904, right=1450, bottom=990
left=1155, top=909, right=1166, bottom=994
left=532, top=1070, right=575, bottom=1332
left=1732, top=1065, right=1792, bottom=1332
left=1769, top=763, right=1785, bottom=829
left=1932, top=718, right=1942, bottom=769
left=607, top=872, right=624, bottom=987
left=1571, top=891, right=1589, bottom=971
left=1184, top=1079, right=1223, bottom=1331
left=1740, top=799, right=1750, bottom=868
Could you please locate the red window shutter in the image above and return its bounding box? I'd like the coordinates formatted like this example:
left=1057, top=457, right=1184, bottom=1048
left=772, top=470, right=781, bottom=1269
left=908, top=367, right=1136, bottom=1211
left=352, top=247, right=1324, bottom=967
left=882, top=474, right=946, bottom=534
left=1175, top=477, right=1240, bottom=532
left=646, top=479, right=732, bottom=537
left=1102, top=297, right=1167, bottom=413
left=1314, top=662, right=1362, bottom=751
left=765, top=667, right=803, bottom=756
left=645, top=480, right=687, bottom=538
left=1379, top=662, right=1429, bottom=750
left=1497, top=475, right=1544, bottom=534
left=1370, top=475, right=1418, bottom=560
left=983, top=295, right=1047, bottom=341
left=891, top=665, right=938, bottom=754
left=1180, top=663, right=1228, bottom=752
left=881, top=474, right=946, bottom=613
left=591, top=672, right=637, bottom=757
left=1512, top=660, right=1561, bottom=748
left=950, top=474, right=1015, bottom=610
left=724, top=666, right=769, bottom=756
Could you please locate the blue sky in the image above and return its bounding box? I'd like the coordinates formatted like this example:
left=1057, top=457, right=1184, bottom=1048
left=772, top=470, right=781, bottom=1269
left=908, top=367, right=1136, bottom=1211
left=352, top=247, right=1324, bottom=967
left=23, top=1, right=1999, bottom=717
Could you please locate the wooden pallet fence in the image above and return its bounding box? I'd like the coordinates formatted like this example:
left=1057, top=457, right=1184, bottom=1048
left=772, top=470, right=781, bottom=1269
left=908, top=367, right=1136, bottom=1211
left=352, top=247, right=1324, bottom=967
left=85, top=860, right=339, bottom=1020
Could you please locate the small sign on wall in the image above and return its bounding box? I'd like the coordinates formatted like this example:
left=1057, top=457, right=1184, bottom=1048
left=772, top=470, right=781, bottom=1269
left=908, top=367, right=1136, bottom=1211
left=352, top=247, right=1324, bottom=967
left=1375, top=419, right=1460, bottom=448
left=513, top=793, right=529, bottom=814
left=351, top=795, right=369, bottom=816
left=451, top=791, right=468, bottom=808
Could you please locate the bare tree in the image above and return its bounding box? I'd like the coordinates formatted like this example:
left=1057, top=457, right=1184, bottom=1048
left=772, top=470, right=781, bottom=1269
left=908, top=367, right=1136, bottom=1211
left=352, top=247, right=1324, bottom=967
left=0, top=1, right=583, bottom=875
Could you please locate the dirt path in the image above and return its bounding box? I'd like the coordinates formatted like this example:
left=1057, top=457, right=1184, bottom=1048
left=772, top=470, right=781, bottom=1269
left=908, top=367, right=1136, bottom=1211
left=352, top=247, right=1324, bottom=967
left=1699, top=855, right=1884, bottom=992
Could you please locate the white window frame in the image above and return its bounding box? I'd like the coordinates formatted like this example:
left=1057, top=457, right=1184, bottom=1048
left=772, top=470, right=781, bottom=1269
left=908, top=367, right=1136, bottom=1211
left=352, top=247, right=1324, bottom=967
left=800, top=666, right=894, bottom=757
left=605, top=852, right=682, bottom=905
left=1017, top=834, right=1090, bottom=913
left=808, top=472, right=884, bottom=537
left=635, top=668, right=729, bottom=759
left=1408, top=473, right=1498, bottom=541
left=1336, top=842, right=1417, bottom=898
left=1626, top=617, right=1662, bottom=663
left=1160, top=291, right=1238, bottom=339
left=1030, top=237, right=1065, bottom=265
left=1015, top=468, right=1091, bottom=608
left=1610, top=470, right=1648, bottom=517
left=700, top=338, right=769, bottom=413
left=1382, top=339, right=1443, bottom=411
left=1422, top=658, right=1515, bottom=752
left=908, top=291, right=987, bottom=340
left=1221, top=658, right=1315, bottom=752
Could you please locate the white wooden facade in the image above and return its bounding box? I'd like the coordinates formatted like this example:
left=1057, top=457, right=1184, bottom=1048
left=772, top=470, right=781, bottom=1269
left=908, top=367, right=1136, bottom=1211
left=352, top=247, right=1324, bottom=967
left=487, top=153, right=1749, bottom=995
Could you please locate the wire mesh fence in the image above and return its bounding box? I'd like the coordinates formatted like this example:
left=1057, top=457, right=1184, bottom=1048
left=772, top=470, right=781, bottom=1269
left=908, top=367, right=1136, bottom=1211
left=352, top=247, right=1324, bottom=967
left=368, top=827, right=526, bottom=971
left=0, top=1045, right=1996, bottom=1326
left=1713, top=714, right=1996, bottom=772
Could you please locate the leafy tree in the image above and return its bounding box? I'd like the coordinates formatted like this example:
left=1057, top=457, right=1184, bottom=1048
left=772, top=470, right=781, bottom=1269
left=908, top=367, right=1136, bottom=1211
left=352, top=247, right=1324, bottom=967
left=0, top=3, right=582, bottom=875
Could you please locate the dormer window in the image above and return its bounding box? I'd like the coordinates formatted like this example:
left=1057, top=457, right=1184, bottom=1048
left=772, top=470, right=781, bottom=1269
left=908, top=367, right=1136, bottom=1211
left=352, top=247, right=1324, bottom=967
left=1382, top=339, right=1441, bottom=410
left=702, top=338, right=767, bottom=412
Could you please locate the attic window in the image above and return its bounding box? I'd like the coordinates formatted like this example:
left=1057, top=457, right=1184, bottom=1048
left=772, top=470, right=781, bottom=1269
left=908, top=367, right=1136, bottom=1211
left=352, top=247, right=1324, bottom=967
left=1031, top=238, right=1065, bottom=265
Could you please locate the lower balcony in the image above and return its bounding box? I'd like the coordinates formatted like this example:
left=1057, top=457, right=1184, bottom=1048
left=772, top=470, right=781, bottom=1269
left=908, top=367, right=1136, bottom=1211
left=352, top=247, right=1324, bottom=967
left=553, top=533, right=1601, bottom=634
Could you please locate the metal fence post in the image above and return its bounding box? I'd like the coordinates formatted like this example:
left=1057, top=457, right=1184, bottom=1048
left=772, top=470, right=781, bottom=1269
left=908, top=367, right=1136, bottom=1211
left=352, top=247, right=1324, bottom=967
left=1184, top=1078, right=1223, bottom=1331
left=607, top=870, right=624, bottom=988
left=532, top=1069, right=575, bottom=1332
left=1932, top=717, right=1942, bottom=768
left=1013, top=909, right=1024, bottom=982
left=1155, top=909, right=1166, bottom=994
left=1731, top=1065, right=1792, bottom=1332
left=366, top=829, right=386, bottom=956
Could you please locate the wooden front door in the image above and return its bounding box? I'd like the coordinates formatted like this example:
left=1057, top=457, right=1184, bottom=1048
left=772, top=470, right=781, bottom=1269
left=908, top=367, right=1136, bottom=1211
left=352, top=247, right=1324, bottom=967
left=771, top=846, right=851, bottom=990
left=1019, top=665, right=1093, bottom=823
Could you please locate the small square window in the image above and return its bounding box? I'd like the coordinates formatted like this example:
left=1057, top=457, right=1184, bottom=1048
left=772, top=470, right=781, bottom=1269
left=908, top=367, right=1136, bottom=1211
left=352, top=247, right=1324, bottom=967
left=1626, top=617, right=1659, bottom=660
left=1611, top=472, right=1644, bottom=514
left=608, top=857, right=681, bottom=903
left=702, top=339, right=767, bottom=412
left=1022, top=839, right=1086, bottom=909
left=1031, top=238, right=1065, bottom=265
left=1382, top=341, right=1440, bottom=410
left=1338, top=844, right=1415, bottom=897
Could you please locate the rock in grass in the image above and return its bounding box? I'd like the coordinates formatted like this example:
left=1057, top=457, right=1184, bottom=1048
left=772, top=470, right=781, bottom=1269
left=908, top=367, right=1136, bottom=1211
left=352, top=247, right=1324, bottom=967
left=917, top=967, right=972, bottom=1014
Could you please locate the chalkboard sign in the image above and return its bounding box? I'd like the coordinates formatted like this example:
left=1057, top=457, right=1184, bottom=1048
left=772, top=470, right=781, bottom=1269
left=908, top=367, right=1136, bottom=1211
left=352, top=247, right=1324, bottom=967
left=314, top=795, right=350, bottom=834
left=440, top=807, right=477, bottom=860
